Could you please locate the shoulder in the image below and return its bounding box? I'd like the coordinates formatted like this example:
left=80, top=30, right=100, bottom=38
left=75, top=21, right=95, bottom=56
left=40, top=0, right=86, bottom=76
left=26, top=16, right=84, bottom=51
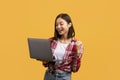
left=49, top=37, right=57, bottom=40
left=71, top=37, right=83, bottom=48
left=72, top=38, right=84, bottom=54
left=49, top=37, right=57, bottom=43
left=49, top=37, right=54, bottom=40
left=71, top=37, right=83, bottom=43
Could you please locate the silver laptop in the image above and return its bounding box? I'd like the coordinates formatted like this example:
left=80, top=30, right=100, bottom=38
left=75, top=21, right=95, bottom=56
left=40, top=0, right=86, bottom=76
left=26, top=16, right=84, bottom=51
left=27, top=38, right=53, bottom=61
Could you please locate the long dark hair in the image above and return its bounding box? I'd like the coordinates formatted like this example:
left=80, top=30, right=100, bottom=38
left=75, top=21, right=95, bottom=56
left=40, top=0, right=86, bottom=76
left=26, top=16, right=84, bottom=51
left=54, top=13, right=75, bottom=39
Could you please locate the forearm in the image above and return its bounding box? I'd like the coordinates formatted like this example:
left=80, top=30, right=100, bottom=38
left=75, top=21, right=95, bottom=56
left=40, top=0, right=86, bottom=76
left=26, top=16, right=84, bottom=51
left=71, top=56, right=81, bottom=72
left=71, top=45, right=83, bottom=72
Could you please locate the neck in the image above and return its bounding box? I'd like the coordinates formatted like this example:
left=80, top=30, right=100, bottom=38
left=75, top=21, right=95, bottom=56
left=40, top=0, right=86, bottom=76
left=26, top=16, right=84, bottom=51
left=60, top=36, right=68, bottom=40
left=60, top=34, right=68, bottom=40
left=58, top=37, right=71, bottom=44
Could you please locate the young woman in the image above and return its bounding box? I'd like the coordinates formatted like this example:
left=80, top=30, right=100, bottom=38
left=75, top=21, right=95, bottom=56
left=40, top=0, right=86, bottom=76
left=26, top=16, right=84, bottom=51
left=38, top=13, right=84, bottom=80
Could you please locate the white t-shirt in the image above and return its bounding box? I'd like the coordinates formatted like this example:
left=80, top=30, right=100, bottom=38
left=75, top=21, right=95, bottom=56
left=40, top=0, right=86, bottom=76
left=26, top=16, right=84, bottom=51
left=54, top=41, right=69, bottom=64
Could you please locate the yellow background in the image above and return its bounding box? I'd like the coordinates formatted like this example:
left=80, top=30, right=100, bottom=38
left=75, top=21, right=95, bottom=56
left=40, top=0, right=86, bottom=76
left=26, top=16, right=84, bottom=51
left=0, top=0, right=120, bottom=80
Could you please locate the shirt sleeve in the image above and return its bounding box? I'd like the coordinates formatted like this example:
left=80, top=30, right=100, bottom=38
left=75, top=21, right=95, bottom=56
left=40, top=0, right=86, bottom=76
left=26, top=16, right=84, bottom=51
left=71, top=42, right=84, bottom=72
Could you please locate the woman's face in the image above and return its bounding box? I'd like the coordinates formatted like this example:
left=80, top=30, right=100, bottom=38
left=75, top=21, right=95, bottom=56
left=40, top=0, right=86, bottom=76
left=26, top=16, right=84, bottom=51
left=55, top=17, right=71, bottom=36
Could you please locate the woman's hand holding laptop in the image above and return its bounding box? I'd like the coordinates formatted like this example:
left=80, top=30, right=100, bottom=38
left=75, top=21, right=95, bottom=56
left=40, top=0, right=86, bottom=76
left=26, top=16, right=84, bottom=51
left=36, top=59, right=49, bottom=67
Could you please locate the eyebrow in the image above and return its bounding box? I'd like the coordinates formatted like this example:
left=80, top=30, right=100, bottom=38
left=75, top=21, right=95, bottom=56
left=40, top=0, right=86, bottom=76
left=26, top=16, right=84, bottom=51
left=56, top=21, right=63, bottom=25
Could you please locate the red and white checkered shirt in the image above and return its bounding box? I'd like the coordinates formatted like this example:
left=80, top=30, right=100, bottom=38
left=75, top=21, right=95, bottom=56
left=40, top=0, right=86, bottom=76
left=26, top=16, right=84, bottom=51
left=45, top=37, right=84, bottom=73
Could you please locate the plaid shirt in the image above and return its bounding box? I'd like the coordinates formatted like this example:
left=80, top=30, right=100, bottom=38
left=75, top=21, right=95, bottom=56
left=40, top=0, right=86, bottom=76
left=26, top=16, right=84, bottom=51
left=43, top=37, right=84, bottom=73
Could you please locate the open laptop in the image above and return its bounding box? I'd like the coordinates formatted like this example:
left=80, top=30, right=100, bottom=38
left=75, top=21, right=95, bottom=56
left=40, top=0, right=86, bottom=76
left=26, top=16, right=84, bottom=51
left=27, top=38, right=53, bottom=61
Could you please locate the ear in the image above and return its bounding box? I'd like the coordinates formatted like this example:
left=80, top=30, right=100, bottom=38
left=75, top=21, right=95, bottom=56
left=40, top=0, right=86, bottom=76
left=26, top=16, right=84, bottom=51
left=68, top=23, right=72, bottom=28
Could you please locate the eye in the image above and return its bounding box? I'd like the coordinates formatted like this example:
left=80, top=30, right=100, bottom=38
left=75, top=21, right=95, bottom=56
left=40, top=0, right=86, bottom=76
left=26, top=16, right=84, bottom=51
left=60, top=23, right=63, bottom=26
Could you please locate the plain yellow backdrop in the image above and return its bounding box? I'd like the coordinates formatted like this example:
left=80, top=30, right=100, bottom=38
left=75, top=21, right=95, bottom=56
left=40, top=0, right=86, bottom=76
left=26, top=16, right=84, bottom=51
left=0, top=0, right=120, bottom=80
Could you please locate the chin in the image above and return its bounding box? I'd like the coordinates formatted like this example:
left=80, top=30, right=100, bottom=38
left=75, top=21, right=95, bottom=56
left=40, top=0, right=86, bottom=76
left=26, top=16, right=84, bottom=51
left=58, top=33, right=64, bottom=35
